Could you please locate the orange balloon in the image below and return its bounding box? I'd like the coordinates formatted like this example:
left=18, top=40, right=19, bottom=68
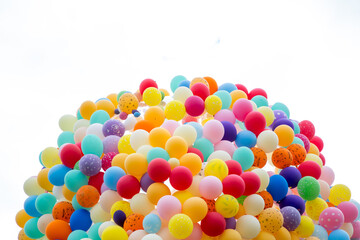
left=37, top=168, right=54, bottom=192
left=251, top=147, right=267, bottom=168
left=76, top=185, right=100, bottom=208
left=182, top=197, right=208, bottom=222
left=133, top=119, right=156, bottom=132
left=165, top=136, right=188, bottom=159
left=106, top=93, right=119, bottom=107
left=123, top=213, right=144, bottom=232
left=144, top=106, right=165, bottom=127
left=274, top=227, right=291, bottom=240
left=179, top=153, right=202, bottom=176
left=235, top=203, right=246, bottom=219
left=147, top=183, right=171, bottom=205
left=45, top=220, right=72, bottom=240
left=79, top=100, right=96, bottom=120
left=230, top=90, right=248, bottom=108
left=287, top=144, right=307, bottom=165
left=257, top=191, right=274, bottom=209
left=274, top=125, right=295, bottom=147
left=202, top=197, right=216, bottom=212
left=149, top=127, right=171, bottom=148
left=111, top=153, right=128, bottom=172
left=272, top=148, right=293, bottom=169
left=96, top=99, right=115, bottom=117
left=203, top=76, right=218, bottom=95
left=308, top=143, right=320, bottom=156
left=124, top=153, right=148, bottom=177
left=52, top=201, right=75, bottom=223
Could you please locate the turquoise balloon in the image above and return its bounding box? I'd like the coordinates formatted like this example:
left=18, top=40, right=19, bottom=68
left=143, top=213, right=162, bottom=233
left=171, top=75, right=187, bottom=93
left=291, top=137, right=305, bottom=147
left=57, top=131, right=75, bottom=147
left=87, top=222, right=102, bottom=240
left=68, top=230, right=88, bottom=240
left=291, top=120, right=300, bottom=134
left=72, top=194, right=91, bottom=211
left=147, top=147, right=170, bottom=163
left=214, top=90, right=232, bottom=109
left=232, top=146, right=254, bottom=171
left=90, top=110, right=110, bottom=124
left=35, top=193, right=57, bottom=214
left=77, top=109, right=84, bottom=120
left=237, top=120, right=247, bottom=130
left=251, top=95, right=268, bottom=107
left=24, top=218, right=44, bottom=239
left=64, top=170, right=88, bottom=192
left=311, top=225, right=328, bottom=239
left=193, top=138, right=214, bottom=162
left=272, top=102, right=290, bottom=118
left=81, top=134, right=103, bottom=157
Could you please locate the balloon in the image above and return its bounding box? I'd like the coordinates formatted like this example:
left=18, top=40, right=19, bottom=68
left=280, top=206, right=301, bottom=231
left=215, top=194, right=239, bottom=218
left=168, top=214, right=193, bottom=239
left=297, top=176, right=320, bottom=201
left=329, top=184, right=351, bottom=206
left=236, top=215, right=261, bottom=239
left=319, top=207, right=345, bottom=231
left=201, top=212, right=226, bottom=237
left=199, top=176, right=223, bottom=200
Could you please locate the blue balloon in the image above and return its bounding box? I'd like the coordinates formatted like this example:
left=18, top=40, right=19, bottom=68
left=312, top=225, right=329, bottom=240
left=235, top=130, right=257, bottom=148
left=279, top=167, right=302, bottom=188
left=218, top=83, right=237, bottom=93
left=143, top=213, right=162, bottom=233
left=48, top=164, right=71, bottom=186
left=221, top=121, right=237, bottom=142
left=267, top=175, right=289, bottom=202
left=24, top=195, right=42, bottom=217
left=178, top=80, right=191, bottom=88
left=279, top=195, right=305, bottom=215
left=104, top=166, right=126, bottom=190
left=185, top=122, right=203, bottom=139
left=328, top=229, right=350, bottom=240
left=291, top=137, right=305, bottom=147
left=70, top=209, right=92, bottom=231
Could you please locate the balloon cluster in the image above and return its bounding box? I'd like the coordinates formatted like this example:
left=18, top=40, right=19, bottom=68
left=16, top=76, right=360, bottom=240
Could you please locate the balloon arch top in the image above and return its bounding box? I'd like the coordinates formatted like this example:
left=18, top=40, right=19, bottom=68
left=17, top=76, right=360, bottom=240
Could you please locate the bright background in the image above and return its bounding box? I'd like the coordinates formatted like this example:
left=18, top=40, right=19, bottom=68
left=1, top=0, right=360, bottom=238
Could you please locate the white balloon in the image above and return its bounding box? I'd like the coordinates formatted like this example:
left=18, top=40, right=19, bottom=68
left=173, top=87, right=193, bottom=104
left=130, top=129, right=150, bottom=150
left=257, top=130, right=278, bottom=153
left=207, top=150, right=231, bottom=162
left=86, top=123, right=105, bottom=140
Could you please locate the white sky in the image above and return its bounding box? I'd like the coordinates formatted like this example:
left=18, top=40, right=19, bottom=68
left=1, top=0, right=360, bottom=238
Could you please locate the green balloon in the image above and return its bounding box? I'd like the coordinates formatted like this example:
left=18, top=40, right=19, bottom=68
left=297, top=176, right=320, bottom=201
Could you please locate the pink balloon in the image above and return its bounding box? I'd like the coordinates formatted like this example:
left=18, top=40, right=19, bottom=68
left=214, top=140, right=237, bottom=157
left=319, top=166, right=335, bottom=186
left=161, top=120, right=179, bottom=135
left=214, top=109, right=236, bottom=124
left=319, top=207, right=344, bottom=231
left=203, top=120, right=224, bottom=144
left=158, top=227, right=178, bottom=240
left=199, top=176, right=223, bottom=200
left=352, top=221, right=360, bottom=238
left=185, top=223, right=202, bottom=240
left=232, top=99, right=253, bottom=121
left=157, top=195, right=182, bottom=221
left=318, top=180, right=330, bottom=200
left=338, top=201, right=359, bottom=223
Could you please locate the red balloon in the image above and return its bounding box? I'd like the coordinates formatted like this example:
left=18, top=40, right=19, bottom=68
left=297, top=161, right=321, bottom=179
left=188, top=148, right=204, bottom=162
left=310, top=136, right=324, bottom=152
left=102, top=152, right=117, bottom=171
left=248, top=88, right=267, bottom=99
left=225, top=160, right=242, bottom=176
left=222, top=174, right=245, bottom=198
left=244, top=111, right=266, bottom=136
left=299, top=120, right=315, bottom=140
left=139, top=78, right=158, bottom=95
left=241, top=172, right=261, bottom=196
left=190, top=83, right=210, bottom=101
left=185, top=95, right=205, bottom=117
left=88, top=172, right=104, bottom=194
left=235, top=84, right=248, bottom=96
left=169, top=166, right=193, bottom=191
left=147, top=158, right=171, bottom=182
left=182, top=115, right=198, bottom=124
left=319, top=153, right=326, bottom=166
left=60, top=144, right=83, bottom=168
left=201, top=212, right=226, bottom=237
left=116, top=175, right=140, bottom=199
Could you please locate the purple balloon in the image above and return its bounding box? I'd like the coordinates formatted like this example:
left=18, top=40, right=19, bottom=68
left=279, top=195, right=305, bottom=215
left=279, top=167, right=302, bottom=188
left=101, top=183, right=110, bottom=193
left=113, top=210, right=127, bottom=227
left=79, top=154, right=102, bottom=176
left=225, top=217, right=236, bottom=229
left=102, top=119, right=125, bottom=137
left=221, top=121, right=237, bottom=142
left=103, top=135, right=120, bottom=154
left=280, top=206, right=301, bottom=231
left=269, top=110, right=288, bottom=129
left=140, top=172, right=156, bottom=192
left=272, top=118, right=294, bottom=131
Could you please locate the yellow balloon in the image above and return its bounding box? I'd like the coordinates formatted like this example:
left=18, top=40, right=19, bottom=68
left=168, top=157, right=180, bottom=170
left=173, top=190, right=193, bottom=205
left=308, top=143, right=320, bottom=156
left=130, top=193, right=155, bottom=216
left=106, top=93, right=119, bottom=107
left=143, top=87, right=162, bottom=106
left=164, top=100, right=186, bottom=121
left=168, top=214, right=193, bottom=239
left=305, top=197, right=328, bottom=220
left=258, top=208, right=284, bottom=234
left=119, top=93, right=139, bottom=114
left=37, top=168, right=54, bottom=192
left=219, top=229, right=242, bottom=240
left=110, top=201, right=133, bottom=218
left=294, top=216, right=314, bottom=238
left=204, top=159, right=228, bottom=181
left=305, top=153, right=323, bottom=167
left=254, top=231, right=276, bottom=240
left=215, top=195, right=239, bottom=218
left=165, top=136, right=188, bottom=159
left=41, top=147, right=61, bottom=168
left=118, top=134, right=135, bottom=154
left=257, top=106, right=275, bottom=126
left=59, top=114, right=77, bottom=132
left=230, top=90, right=247, bottom=108
left=96, top=99, right=115, bottom=117
left=182, top=197, right=208, bottom=222
left=124, top=153, right=148, bottom=177
left=205, top=95, right=222, bottom=115
left=329, top=184, right=351, bottom=206
left=102, top=225, right=128, bottom=240
left=273, top=227, right=291, bottom=240
left=15, top=209, right=33, bottom=228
